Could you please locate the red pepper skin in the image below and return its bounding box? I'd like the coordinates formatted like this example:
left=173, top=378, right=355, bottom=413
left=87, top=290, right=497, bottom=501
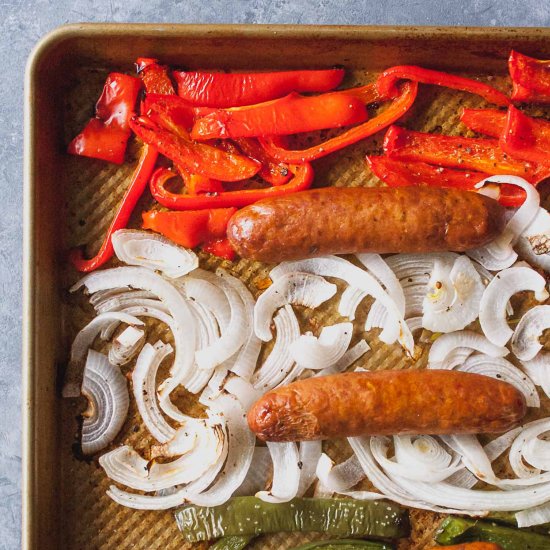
left=129, top=115, right=261, bottom=182
left=68, top=73, right=142, bottom=164
left=190, top=92, right=368, bottom=140
left=459, top=108, right=506, bottom=137
left=142, top=94, right=196, bottom=136
left=366, top=155, right=525, bottom=207
left=183, top=172, right=224, bottom=195
left=501, top=105, right=550, bottom=166
left=259, top=81, right=418, bottom=163
left=234, top=137, right=291, bottom=186
left=173, top=69, right=345, bottom=107
left=376, top=65, right=510, bottom=107
left=136, top=58, right=175, bottom=95
left=383, top=125, right=550, bottom=183
left=201, top=238, right=236, bottom=261
left=150, top=162, right=314, bottom=210
left=70, top=144, right=159, bottom=272
left=509, top=50, right=550, bottom=103
left=142, top=207, right=237, bottom=248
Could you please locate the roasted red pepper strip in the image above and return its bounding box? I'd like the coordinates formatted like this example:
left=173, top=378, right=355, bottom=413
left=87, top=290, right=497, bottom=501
left=190, top=92, right=368, bottom=140
left=173, top=69, right=345, bottom=107
left=501, top=105, right=550, bottom=166
left=459, top=108, right=505, bottom=137
left=259, top=81, right=418, bottom=163
left=366, top=155, right=525, bottom=207
left=70, top=144, right=159, bottom=272
left=383, top=125, right=550, bottom=183
left=509, top=50, right=550, bottom=103
left=142, top=94, right=196, bottom=136
left=142, top=207, right=237, bottom=248
left=376, top=65, right=510, bottom=107
left=234, top=137, right=291, bottom=186
left=68, top=72, right=142, bottom=164
left=150, top=162, right=313, bottom=210
left=130, top=115, right=261, bottom=181
left=183, top=172, right=224, bottom=195
left=136, top=58, right=176, bottom=95
left=201, top=238, right=236, bottom=261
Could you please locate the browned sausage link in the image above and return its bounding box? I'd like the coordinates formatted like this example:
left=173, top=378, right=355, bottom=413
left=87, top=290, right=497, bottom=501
left=247, top=370, right=527, bottom=442
left=227, top=187, right=506, bottom=263
left=431, top=544, right=503, bottom=550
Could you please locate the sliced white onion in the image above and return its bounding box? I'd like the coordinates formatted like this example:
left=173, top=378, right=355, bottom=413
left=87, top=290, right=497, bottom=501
left=72, top=267, right=196, bottom=405
left=458, top=353, right=539, bottom=408
left=95, top=292, right=166, bottom=316
left=254, top=272, right=336, bottom=342
left=132, top=341, right=175, bottom=443
left=516, top=501, right=550, bottom=528
left=112, top=229, right=198, bottom=278
left=516, top=207, right=550, bottom=272
left=429, top=330, right=508, bottom=364
left=223, top=376, right=262, bottom=411
left=316, top=453, right=366, bottom=493
left=512, top=305, right=550, bottom=361
left=271, top=256, right=413, bottom=354
left=252, top=305, right=300, bottom=391
left=521, top=355, right=550, bottom=399
left=316, top=340, right=370, bottom=377
left=275, top=364, right=305, bottom=388
left=289, top=322, right=353, bottom=371
left=63, top=311, right=145, bottom=398
left=422, top=256, right=484, bottom=333
left=468, top=176, right=540, bottom=270
left=109, top=325, right=145, bottom=366
left=150, top=419, right=204, bottom=459
left=297, top=441, right=322, bottom=497
left=479, top=266, right=548, bottom=346
left=484, top=427, right=523, bottom=462
left=257, top=442, right=300, bottom=503
left=339, top=287, right=368, bottom=321
left=234, top=446, right=271, bottom=496
left=428, top=347, right=475, bottom=370
left=81, top=350, right=129, bottom=455
left=186, top=392, right=255, bottom=506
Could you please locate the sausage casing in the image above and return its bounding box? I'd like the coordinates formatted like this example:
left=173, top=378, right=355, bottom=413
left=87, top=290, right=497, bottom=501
left=227, top=187, right=506, bottom=263
left=247, top=370, right=527, bottom=442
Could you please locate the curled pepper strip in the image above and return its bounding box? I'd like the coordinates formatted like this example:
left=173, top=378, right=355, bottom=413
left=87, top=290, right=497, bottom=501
left=376, top=65, right=511, bottom=107
left=150, top=162, right=314, bottom=210
left=509, top=50, right=550, bottom=103
left=70, top=144, right=159, bottom=272
left=259, top=81, right=418, bottom=163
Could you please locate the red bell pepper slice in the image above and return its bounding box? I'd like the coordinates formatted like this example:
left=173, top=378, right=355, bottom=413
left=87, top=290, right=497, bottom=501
left=129, top=115, right=261, bottom=182
left=259, top=81, right=418, bottom=163
left=68, top=72, right=142, bottom=164
left=136, top=58, right=176, bottom=95
left=459, top=108, right=505, bottom=137
left=509, top=50, right=550, bottom=103
left=173, top=69, right=345, bottom=107
left=233, top=137, right=291, bottom=186
left=142, top=94, right=196, bottom=137
left=150, top=162, right=314, bottom=210
left=366, top=155, right=525, bottom=207
left=182, top=171, right=224, bottom=195
left=383, top=125, right=550, bottom=183
left=201, top=238, right=236, bottom=261
left=142, top=207, right=237, bottom=248
left=375, top=65, right=510, bottom=107
left=190, top=92, right=368, bottom=140
left=70, top=144, right=159, bottom=272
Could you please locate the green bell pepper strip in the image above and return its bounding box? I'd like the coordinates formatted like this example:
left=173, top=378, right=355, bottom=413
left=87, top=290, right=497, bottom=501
left=289, top=538, right=394, bottom=550
left=210, top=535, right=256, bottom=550
left=174, top=497, right=409, bottom=542
left=435, top=516, right=550, bottom=549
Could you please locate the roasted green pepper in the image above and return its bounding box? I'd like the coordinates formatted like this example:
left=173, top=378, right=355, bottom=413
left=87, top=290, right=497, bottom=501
left=290, top=539, right=394, bottom=549
left=435, top=516, right=550, bottom=549
left=210, top=535, right=256, bottom=550
left=174, top=497, right=409, bottom=542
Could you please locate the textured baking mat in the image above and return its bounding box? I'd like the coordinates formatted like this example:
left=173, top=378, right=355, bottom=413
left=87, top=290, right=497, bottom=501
left=59, top=66, right=549, bottom=550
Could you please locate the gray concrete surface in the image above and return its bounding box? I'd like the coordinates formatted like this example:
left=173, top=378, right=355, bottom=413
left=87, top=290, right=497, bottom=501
left=2, top=1, right=549, bottom=548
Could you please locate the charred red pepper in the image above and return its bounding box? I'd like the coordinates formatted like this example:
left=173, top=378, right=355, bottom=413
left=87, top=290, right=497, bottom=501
left=181, top=171, right=224, bottom=195
left=129, top=115, right=261, bottom=181
left=142, top=207, right=236, bottom=249
left=68, top=72, right=142, bottom=164
left=383, top=125, right=550, bottom=183
left=190, top=92, right=368, bottom=140
left=459, top=108, right=506, bottom=137
left=173, top=69, right=345, bottom=107
left=142, top=94, right=195, bottom=136
left=233, top=137, right=291, bottom=186
left=70, top=144, right=159, bottom=272
left=150, top=162, right=313, bottom=210
left=366, top=155, right=525, bottom=207
left=201, top=238, right=236, bottom=261
left=509, top=50, right=550, bottom=103
left=259, top=81, right=418, bottom=163
left=376, top=65, right=510, bottom=107
left=136, top=58, right=176, bottom=95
